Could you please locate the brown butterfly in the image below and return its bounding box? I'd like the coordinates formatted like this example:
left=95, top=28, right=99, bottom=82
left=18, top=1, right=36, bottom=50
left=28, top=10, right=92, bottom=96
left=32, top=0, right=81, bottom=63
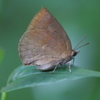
left=18, top=7, right=89, bottom=72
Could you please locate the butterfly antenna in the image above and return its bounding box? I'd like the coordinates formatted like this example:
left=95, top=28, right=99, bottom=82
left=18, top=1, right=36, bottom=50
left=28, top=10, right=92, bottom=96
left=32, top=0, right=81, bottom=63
left=73, top=36, right=90, bottom=50
left=75, top=42, right=90, bottom=50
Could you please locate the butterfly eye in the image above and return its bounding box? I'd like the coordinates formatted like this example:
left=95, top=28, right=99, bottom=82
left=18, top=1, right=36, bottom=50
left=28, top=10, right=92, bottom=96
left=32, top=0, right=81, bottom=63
left=72, top=51, right=79, bottom=57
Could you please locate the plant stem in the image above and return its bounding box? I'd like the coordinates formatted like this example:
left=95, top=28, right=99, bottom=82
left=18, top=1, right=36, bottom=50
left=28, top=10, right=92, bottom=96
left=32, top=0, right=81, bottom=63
left=1, top=92, right=8, bottom=100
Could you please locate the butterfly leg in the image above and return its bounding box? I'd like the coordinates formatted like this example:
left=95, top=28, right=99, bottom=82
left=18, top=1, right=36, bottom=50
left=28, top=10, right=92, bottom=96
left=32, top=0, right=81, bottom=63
left=68, top=62, right=72, bottom=73
left=67, top=58, right=74, bottom=73
left=72, top=58, right=75, bottom=65
left=50, top=65, right=58, bottom=73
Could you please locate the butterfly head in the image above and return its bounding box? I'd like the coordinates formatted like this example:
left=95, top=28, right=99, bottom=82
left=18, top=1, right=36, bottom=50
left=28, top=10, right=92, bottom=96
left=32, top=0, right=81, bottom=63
left=71, top=50, right=79, bottom=57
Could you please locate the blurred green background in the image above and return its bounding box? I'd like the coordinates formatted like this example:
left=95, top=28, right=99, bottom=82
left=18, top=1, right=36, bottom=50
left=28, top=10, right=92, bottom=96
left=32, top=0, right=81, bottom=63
left=0, top=0, right=100, bottom=100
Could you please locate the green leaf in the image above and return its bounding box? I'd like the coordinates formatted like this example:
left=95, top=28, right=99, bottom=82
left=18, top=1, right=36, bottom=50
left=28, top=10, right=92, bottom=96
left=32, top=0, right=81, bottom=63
left=1, top=65, right=100, bottom=92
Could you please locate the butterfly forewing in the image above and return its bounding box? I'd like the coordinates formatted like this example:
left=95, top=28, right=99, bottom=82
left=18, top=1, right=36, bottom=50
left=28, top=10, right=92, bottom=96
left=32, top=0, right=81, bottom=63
left=18, top=7, right=72, bottom=67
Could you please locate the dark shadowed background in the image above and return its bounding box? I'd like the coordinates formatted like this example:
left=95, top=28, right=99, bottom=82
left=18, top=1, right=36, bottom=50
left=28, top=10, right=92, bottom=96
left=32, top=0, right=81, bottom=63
left=0, top=0, right=100, bottom=100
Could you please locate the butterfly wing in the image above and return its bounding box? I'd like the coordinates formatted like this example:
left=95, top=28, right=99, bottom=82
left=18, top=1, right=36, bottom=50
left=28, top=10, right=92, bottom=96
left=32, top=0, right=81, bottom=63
left=18, top=7, right=72, bottom=67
